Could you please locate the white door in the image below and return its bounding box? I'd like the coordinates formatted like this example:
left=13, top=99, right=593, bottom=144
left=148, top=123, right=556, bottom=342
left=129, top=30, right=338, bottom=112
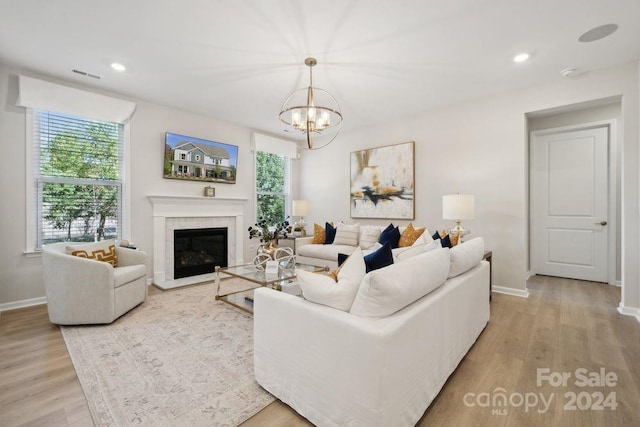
left=531, top=126, right=609, bottom=282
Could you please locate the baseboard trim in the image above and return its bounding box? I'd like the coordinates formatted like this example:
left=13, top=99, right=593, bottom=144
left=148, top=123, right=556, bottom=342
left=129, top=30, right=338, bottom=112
left=492, top=286, right=530, bottom=298
left=0, top=296, right=47, bottom=312
left=613, top=280, right=622, bottom=287
left=617, top=303, right=640, bottom=323
left=525, top=271, right=532, bottom=281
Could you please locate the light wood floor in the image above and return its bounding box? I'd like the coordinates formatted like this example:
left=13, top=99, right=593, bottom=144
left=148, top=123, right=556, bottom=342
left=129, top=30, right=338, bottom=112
left=1, top=276, right=639, bottom=426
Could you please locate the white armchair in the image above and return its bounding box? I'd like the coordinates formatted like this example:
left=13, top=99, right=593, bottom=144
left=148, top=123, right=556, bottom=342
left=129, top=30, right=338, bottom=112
left=41, top=242, right=148, bottom=325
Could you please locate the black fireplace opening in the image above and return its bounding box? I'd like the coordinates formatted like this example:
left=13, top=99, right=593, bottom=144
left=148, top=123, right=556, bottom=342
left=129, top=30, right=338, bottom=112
left=174, top=227, right=228, bottom=279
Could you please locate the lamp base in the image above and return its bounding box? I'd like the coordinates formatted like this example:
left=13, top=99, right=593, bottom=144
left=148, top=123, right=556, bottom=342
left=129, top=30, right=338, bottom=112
left=293, top=218, right=307, bottom=237
left=448, top=221, right=470, bottom=245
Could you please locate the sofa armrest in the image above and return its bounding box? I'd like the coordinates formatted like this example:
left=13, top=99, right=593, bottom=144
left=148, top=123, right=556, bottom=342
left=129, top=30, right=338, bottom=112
left=116, top=246, right=148, bottom=267
left=294, top=236, right=313, bottom=253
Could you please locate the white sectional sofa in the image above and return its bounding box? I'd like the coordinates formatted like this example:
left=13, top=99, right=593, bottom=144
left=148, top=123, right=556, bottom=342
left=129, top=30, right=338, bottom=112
left=254, top=237, right=489, bottom=426
left=295, top=224, right=436, bottom=269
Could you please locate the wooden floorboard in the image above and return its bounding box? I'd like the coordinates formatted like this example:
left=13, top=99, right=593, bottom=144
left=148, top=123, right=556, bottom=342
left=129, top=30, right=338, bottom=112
left=1, top=276, right=639, bottom=426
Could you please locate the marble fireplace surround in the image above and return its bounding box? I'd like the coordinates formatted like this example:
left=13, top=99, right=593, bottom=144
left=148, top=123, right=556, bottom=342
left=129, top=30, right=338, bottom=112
left=148, top=195, right=247, bottom=290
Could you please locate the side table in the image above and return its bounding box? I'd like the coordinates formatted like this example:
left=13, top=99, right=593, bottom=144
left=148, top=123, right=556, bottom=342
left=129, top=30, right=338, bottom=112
left=483, top=250, right=492, bottom=301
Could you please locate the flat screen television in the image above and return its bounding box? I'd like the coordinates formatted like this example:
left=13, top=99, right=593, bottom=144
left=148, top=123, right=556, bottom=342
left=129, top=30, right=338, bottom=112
left=163, top=132, right=239, bottom=184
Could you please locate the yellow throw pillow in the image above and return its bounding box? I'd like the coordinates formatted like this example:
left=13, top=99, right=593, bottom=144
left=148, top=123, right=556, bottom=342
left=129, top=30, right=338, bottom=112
left=398, top=223, right=426, bottom=247
left=66, top=239, right=118, bottom=267
left=312, top=223, right=326, bottom=244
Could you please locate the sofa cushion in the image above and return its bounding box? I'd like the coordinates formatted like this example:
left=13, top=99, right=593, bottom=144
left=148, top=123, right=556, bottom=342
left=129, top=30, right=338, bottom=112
left=66, top=239, right=118, bottom=267
left=398, top=223, right=425, bottom=247
left=333, top=223, right=360, bottom=246
left=363, top=242, right=393, bottom=272
left=358, top=225, right=382, bottom=250
left=312, top=223, right=326, bottom=244
left=297, top=247, right=366, bottom=311
left=298, top=243, right=356, bottom=261
left=392, top=243, right=425, bottom=262
left=325, top=222, right=337, bottom=244
left=113, top=264, right=146, bottom=288
left=379, top=223, right=401, bottom=248
left=412, top=228, right=434, bottom=246
left=432, top=231, right=453, bottom=248
left=448, top=237, right=485, bottom=278
left=350, top=248, right=450, bottom=318
left=340, top=242, right=393, bottom=272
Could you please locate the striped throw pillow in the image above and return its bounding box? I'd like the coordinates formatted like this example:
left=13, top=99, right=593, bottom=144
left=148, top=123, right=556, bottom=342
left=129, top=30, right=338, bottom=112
left=333, top=223, right=360, bottom=246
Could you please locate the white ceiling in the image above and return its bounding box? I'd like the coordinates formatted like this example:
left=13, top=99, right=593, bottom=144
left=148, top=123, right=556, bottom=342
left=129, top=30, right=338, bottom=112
left=1, top=0, right=639, bottom=136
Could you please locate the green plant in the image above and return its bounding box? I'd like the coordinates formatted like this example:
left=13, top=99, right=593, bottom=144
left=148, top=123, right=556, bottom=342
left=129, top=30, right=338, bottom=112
left=248, top=216, right=290, bottom=243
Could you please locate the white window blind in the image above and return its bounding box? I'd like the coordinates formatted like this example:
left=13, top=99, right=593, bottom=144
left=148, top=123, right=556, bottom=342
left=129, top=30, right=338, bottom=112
left=33, top=110, right=124, bottom=248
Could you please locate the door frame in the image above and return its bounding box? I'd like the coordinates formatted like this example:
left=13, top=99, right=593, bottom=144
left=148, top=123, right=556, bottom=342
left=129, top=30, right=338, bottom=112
left=529, top=120, right=617, bottom=285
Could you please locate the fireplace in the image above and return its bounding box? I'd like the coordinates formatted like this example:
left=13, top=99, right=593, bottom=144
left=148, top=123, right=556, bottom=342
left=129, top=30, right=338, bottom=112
left=173, top=227, right=228, bottom=279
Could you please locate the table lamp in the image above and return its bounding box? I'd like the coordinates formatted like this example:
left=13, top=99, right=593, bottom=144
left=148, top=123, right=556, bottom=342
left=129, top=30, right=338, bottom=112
left=442, top=194, right=475, bottom=242
left=292, top=200, right=311, bottom=236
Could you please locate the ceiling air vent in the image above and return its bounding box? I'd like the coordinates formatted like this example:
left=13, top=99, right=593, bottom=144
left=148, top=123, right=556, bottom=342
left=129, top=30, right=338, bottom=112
left=71, top=69, right=102, bottom=79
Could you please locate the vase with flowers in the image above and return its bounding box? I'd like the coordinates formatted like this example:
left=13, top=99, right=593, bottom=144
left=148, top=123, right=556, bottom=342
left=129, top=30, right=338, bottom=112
left=248, top=216, right=289, bottom=258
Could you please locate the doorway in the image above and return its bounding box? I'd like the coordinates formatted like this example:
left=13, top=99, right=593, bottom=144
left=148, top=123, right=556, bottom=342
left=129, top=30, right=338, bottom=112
left=528, top=100, right=620, bottom=285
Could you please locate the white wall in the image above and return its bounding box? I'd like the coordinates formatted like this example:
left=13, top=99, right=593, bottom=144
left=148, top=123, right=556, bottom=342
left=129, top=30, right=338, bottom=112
left=300, top=61, right=639, bottom=307
left=0, top=63, right=276, bottom=307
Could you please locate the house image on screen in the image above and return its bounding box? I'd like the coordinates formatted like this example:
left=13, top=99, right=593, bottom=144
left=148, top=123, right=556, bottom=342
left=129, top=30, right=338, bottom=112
left=170, top=140, right=233, bottom=179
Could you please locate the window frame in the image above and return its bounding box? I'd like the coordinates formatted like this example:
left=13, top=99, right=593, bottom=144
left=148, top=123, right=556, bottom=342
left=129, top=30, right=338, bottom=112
left=24, top=109, right=131, bottom=254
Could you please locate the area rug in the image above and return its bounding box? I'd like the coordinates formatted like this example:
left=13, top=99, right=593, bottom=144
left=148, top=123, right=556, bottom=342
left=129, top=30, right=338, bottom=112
left=61, top=280, right=275, bottom=427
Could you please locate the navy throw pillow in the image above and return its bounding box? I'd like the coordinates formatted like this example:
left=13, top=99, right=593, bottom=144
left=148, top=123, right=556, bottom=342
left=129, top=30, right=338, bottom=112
left=379, top=223, right=401, bottom=248
left=440, top=234, right=452, bottom=248
left=363, top=242, right=394, bottom=273
left=324, top=222, right=337, bottom=244
left=432, top=230, right=441, bottom=241
left=337, top=252, right=349, bottom=266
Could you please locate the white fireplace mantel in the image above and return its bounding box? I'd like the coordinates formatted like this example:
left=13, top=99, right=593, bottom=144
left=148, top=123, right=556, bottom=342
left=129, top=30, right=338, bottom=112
left=148, top=195, right=248, bottom=289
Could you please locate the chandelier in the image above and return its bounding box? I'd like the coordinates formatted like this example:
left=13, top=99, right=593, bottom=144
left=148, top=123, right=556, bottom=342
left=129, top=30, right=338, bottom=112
left=279, top=57, right=343, bottom=150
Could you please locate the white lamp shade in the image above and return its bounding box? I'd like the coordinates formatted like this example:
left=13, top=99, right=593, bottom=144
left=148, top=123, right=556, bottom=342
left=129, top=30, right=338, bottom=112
left=442, top=194, right=475, bottom=220
left=292, top=200, right=311, bottom=217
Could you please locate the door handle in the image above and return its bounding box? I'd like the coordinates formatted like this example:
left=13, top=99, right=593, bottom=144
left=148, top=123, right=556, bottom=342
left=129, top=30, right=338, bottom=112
left=595, top=221, right=607, bottom=226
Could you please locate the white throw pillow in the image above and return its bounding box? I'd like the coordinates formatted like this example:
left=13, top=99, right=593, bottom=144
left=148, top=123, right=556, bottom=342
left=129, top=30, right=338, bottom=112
left=413, top=228, right=434, bottom=246
left=392, top=243, right=425, bottom=262
left=358, top=225, right=382, bottom=250
left=297, top=247, right=366, bottom=311
left=350, top=248, right=450, bottom=318
left=424, top=239, right=442, bottom=252
left=333, top=223, right=360, bottom=246
left=448, top=237, right=485, bottom=278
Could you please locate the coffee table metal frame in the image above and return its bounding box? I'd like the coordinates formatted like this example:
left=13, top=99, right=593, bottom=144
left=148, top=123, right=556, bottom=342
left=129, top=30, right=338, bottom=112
left=214, top=263, right=328, bottom=313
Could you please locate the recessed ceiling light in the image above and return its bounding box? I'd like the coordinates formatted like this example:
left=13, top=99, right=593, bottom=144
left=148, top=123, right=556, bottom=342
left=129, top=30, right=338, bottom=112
left=110, top=62, right=126, bottom=72
left=513, top=53, right=530, bottom=63
left=579, top=24, right=618, bottom=43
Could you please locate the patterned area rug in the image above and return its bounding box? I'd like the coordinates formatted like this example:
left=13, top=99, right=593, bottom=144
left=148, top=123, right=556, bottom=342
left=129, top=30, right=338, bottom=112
left=61, top=280, right=274, bottom=427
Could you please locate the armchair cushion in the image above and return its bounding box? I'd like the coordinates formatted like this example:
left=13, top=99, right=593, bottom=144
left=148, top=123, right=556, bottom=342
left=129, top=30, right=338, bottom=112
left=114, top=264, right=147, bottom=288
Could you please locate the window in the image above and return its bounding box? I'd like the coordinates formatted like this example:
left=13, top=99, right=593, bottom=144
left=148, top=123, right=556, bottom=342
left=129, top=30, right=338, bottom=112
left=255, top=151, right=289, bottom=222
left=32, top=110, right=124, bottom=248
left=195, top=154, right=201, bottom=161
left=181, top=153, right=186, bottom=160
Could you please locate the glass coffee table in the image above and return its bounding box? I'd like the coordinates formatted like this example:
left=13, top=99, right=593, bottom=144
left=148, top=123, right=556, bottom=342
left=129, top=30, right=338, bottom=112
left=214, top=263, right=328, bottom=313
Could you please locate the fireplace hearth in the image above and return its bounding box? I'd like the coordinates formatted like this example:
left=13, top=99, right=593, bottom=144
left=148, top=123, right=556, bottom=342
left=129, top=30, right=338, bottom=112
left=174, top=227, right=228, bottom=279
